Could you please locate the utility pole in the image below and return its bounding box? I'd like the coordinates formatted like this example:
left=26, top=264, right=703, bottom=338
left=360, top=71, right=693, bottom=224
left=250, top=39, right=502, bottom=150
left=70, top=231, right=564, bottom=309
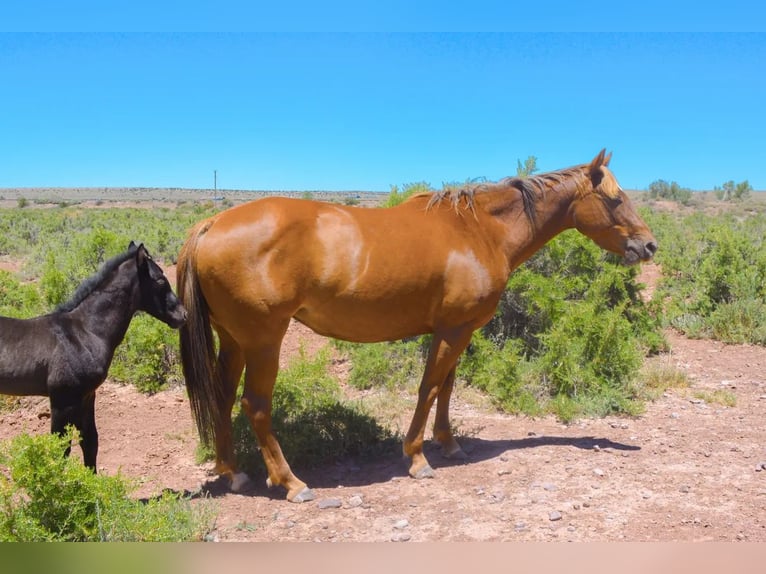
left=214, top=170, right=217, bottom=196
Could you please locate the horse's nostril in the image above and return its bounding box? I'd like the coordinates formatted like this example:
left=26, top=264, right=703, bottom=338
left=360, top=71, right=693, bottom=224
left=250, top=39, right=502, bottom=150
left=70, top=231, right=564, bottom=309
left=646, top=241, right=658, bottom=256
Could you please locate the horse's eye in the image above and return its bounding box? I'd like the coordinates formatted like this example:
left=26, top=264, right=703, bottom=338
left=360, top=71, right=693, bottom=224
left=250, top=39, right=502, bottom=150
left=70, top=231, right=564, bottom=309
left=605, top=195, right=623, bottom=209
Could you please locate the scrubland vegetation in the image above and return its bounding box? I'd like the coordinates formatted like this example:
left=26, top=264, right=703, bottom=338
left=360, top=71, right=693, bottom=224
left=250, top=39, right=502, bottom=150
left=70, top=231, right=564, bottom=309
left=1, top=178, right=763, bottom=538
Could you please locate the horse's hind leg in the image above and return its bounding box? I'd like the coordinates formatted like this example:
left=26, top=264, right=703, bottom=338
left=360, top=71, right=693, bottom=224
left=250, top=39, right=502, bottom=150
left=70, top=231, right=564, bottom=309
left=212, top=331, right=247, bottom=491
left=240, top=341, right=314, bottom=503
left=432, top=366, right=466, bottom=460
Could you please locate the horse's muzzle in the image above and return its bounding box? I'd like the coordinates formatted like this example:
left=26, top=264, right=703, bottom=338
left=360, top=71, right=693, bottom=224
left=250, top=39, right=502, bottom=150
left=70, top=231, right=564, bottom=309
left=623, top=238, right=658, bottom=265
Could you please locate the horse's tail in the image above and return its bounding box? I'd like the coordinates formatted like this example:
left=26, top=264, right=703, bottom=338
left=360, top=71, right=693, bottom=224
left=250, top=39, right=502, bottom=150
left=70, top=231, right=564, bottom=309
left=177, top=218, right=224, bottom=447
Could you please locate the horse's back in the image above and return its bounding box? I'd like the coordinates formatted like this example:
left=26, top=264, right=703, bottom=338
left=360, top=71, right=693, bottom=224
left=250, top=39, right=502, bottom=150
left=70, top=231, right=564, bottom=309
left=186, top=196, right=508, bottom=342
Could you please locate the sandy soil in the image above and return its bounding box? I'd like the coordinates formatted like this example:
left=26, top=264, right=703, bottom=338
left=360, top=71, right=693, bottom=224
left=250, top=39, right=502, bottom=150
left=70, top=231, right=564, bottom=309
left=2, top=314, right=765, bottom=542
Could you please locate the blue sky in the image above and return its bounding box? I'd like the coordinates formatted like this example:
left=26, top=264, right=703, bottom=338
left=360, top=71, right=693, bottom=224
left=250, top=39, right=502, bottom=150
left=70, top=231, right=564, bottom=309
left=1, top=31, right=764, bottom=192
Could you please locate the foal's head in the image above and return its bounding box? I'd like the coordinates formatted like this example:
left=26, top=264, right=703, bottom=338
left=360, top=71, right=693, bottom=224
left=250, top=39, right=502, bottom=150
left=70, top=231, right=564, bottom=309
left=131, top=242, right=187, bottom=328
left=568, top=150, right=657, bottom=264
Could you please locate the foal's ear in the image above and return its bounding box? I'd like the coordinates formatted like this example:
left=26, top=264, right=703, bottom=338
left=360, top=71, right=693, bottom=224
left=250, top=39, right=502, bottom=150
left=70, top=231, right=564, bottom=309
left=134, top=243, right=148, bottom=267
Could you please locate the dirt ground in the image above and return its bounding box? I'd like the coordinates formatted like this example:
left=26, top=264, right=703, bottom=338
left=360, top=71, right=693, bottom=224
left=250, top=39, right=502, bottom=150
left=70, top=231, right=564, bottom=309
left=2, top=307, right=765, bottom=542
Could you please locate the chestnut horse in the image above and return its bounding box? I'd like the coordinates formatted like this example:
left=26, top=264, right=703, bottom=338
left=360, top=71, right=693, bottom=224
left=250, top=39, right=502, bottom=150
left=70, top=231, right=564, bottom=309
left=177, top=149, right=656, bottom=502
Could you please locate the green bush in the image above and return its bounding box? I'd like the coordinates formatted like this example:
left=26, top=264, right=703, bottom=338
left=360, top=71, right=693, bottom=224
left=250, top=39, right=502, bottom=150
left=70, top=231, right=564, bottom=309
left=110, top=314, right=184, bottom=394
left=382, top=182, right=432, bottom=208
left=0, top=270, right=45, bottom=318
left=647, top=210, right=766, bottom=344
left=333, top=337, right=429, bottom=390
left=647, top=179, right=693, bottom=205
left=0, top=430, right=215, bottom=541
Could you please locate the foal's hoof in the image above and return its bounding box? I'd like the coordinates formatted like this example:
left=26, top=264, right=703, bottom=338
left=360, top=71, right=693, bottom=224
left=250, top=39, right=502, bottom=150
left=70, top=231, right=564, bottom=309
left=230, top=472, right=252, bottom=493
left=409, top=464, right=435, bottom=480
left=288, top=486, right=316, bottom=503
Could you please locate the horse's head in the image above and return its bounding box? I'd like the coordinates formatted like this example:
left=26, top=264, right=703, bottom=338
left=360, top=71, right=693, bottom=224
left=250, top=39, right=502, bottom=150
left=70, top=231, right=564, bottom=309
left=131, top=242, right=188, bottom=328
left=569, top=150, right=657, bottom=265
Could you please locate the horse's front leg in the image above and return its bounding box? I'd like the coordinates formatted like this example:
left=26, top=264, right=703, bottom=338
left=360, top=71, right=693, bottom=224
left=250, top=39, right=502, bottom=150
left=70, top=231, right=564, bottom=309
left=432, top=365, right=467, bottom=460
left=79, top=391, right=98, bottom=471
left=49, top=394, right=79, bottom=461
left=403, top=331, right=472, bottom=479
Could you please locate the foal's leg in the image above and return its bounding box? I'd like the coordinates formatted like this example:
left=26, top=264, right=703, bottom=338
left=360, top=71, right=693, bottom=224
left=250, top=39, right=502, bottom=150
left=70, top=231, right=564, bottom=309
left=212, top=331, right=247, bottom=491
left=49, top=395, right=79, bottom=460
left=403, top=331, right=472, bottom=479
left=79, top=391, right=99, bottom=471
left=240, top=342, right=314, bottom=503
left=432, top=366, right=466, bottom=459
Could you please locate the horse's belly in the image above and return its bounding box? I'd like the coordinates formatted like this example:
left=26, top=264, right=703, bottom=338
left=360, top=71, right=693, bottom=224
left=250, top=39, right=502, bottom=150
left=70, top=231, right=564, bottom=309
left=294, top=302, right=430, bottom=343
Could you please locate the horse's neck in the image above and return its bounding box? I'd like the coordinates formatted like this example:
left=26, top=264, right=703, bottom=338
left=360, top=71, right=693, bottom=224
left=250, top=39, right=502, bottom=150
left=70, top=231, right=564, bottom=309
left=483, top=179, right=577, bottom=272
left=69, top=266, right=138, bottom=345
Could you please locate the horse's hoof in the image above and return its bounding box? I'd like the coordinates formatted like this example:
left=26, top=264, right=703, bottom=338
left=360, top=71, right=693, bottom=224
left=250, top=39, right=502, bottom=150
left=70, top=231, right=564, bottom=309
left=230, top=472, right=252, bottom=493
left=288, top=486, right=316, bottom=503
left=442, top=445, right=468, bottom=460
left=410, top=464, right=435, bottom=479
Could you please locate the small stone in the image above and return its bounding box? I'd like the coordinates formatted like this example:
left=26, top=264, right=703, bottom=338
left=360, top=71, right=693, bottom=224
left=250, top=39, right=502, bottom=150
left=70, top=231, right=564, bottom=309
left=543, top=483, right=558, bottom=491
left=317, top=498, right=342, bottom=509
left=348, top=495, right=364, bottom=507
left=679, top=485, right=690, bottom=494
left=549, top=511, right=563, bottom=521
left=498, top=469, right=511, bottom=476
left=593, top=468, right=605, bottom=477
left=514, top=521, right=527, bottom=531
left=393, top=519, right=409, bottom=530
left=391, top=532, right=411, bottom=542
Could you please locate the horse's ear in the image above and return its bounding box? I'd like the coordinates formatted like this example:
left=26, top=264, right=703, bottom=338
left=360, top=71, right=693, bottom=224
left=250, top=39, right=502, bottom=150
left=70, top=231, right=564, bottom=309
left=589, top=149, right=606, bottom=170
left=589, top=149, right=607, bottom=186
left=603, top=151, right=612, bottom=166
left=135, top=243, right=148, bottom=267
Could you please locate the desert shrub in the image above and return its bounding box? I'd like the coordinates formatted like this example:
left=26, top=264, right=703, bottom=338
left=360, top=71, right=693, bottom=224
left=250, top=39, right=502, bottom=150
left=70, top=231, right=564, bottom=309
left=647, top=210, right=766, bottom=344
left=0, top=430, right=215, bottom=541
left=383, top=182, right=432, bottom=208
left=110, top=314, right=183, bottom=394
left=458, top=333, right=543, bottom=416
left=714, top=180, right=753, bottom=201
left=333, top=337, right=429, bottom=390
left=647, top=179, right=693, bottom=205
left=0, top=270, right=45, bottom=318
left=231, top=348, right=397, bottom=477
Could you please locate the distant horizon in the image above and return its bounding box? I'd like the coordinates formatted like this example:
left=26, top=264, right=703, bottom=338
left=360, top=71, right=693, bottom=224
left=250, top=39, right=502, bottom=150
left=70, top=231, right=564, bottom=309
left=2, top=184, right=765, bottom=194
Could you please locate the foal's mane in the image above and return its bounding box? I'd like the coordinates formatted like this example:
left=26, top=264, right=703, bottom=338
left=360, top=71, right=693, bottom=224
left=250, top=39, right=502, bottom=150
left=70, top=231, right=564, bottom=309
left=423, top=164, right=589, bottom=225
left=55, top=247, right=137, bottom=313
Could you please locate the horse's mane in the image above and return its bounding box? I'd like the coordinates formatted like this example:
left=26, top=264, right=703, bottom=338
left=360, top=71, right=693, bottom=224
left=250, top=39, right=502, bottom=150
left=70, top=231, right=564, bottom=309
left=56, top=247, right=137, bottom=313
left=422, top=165, right=588, bottom=225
